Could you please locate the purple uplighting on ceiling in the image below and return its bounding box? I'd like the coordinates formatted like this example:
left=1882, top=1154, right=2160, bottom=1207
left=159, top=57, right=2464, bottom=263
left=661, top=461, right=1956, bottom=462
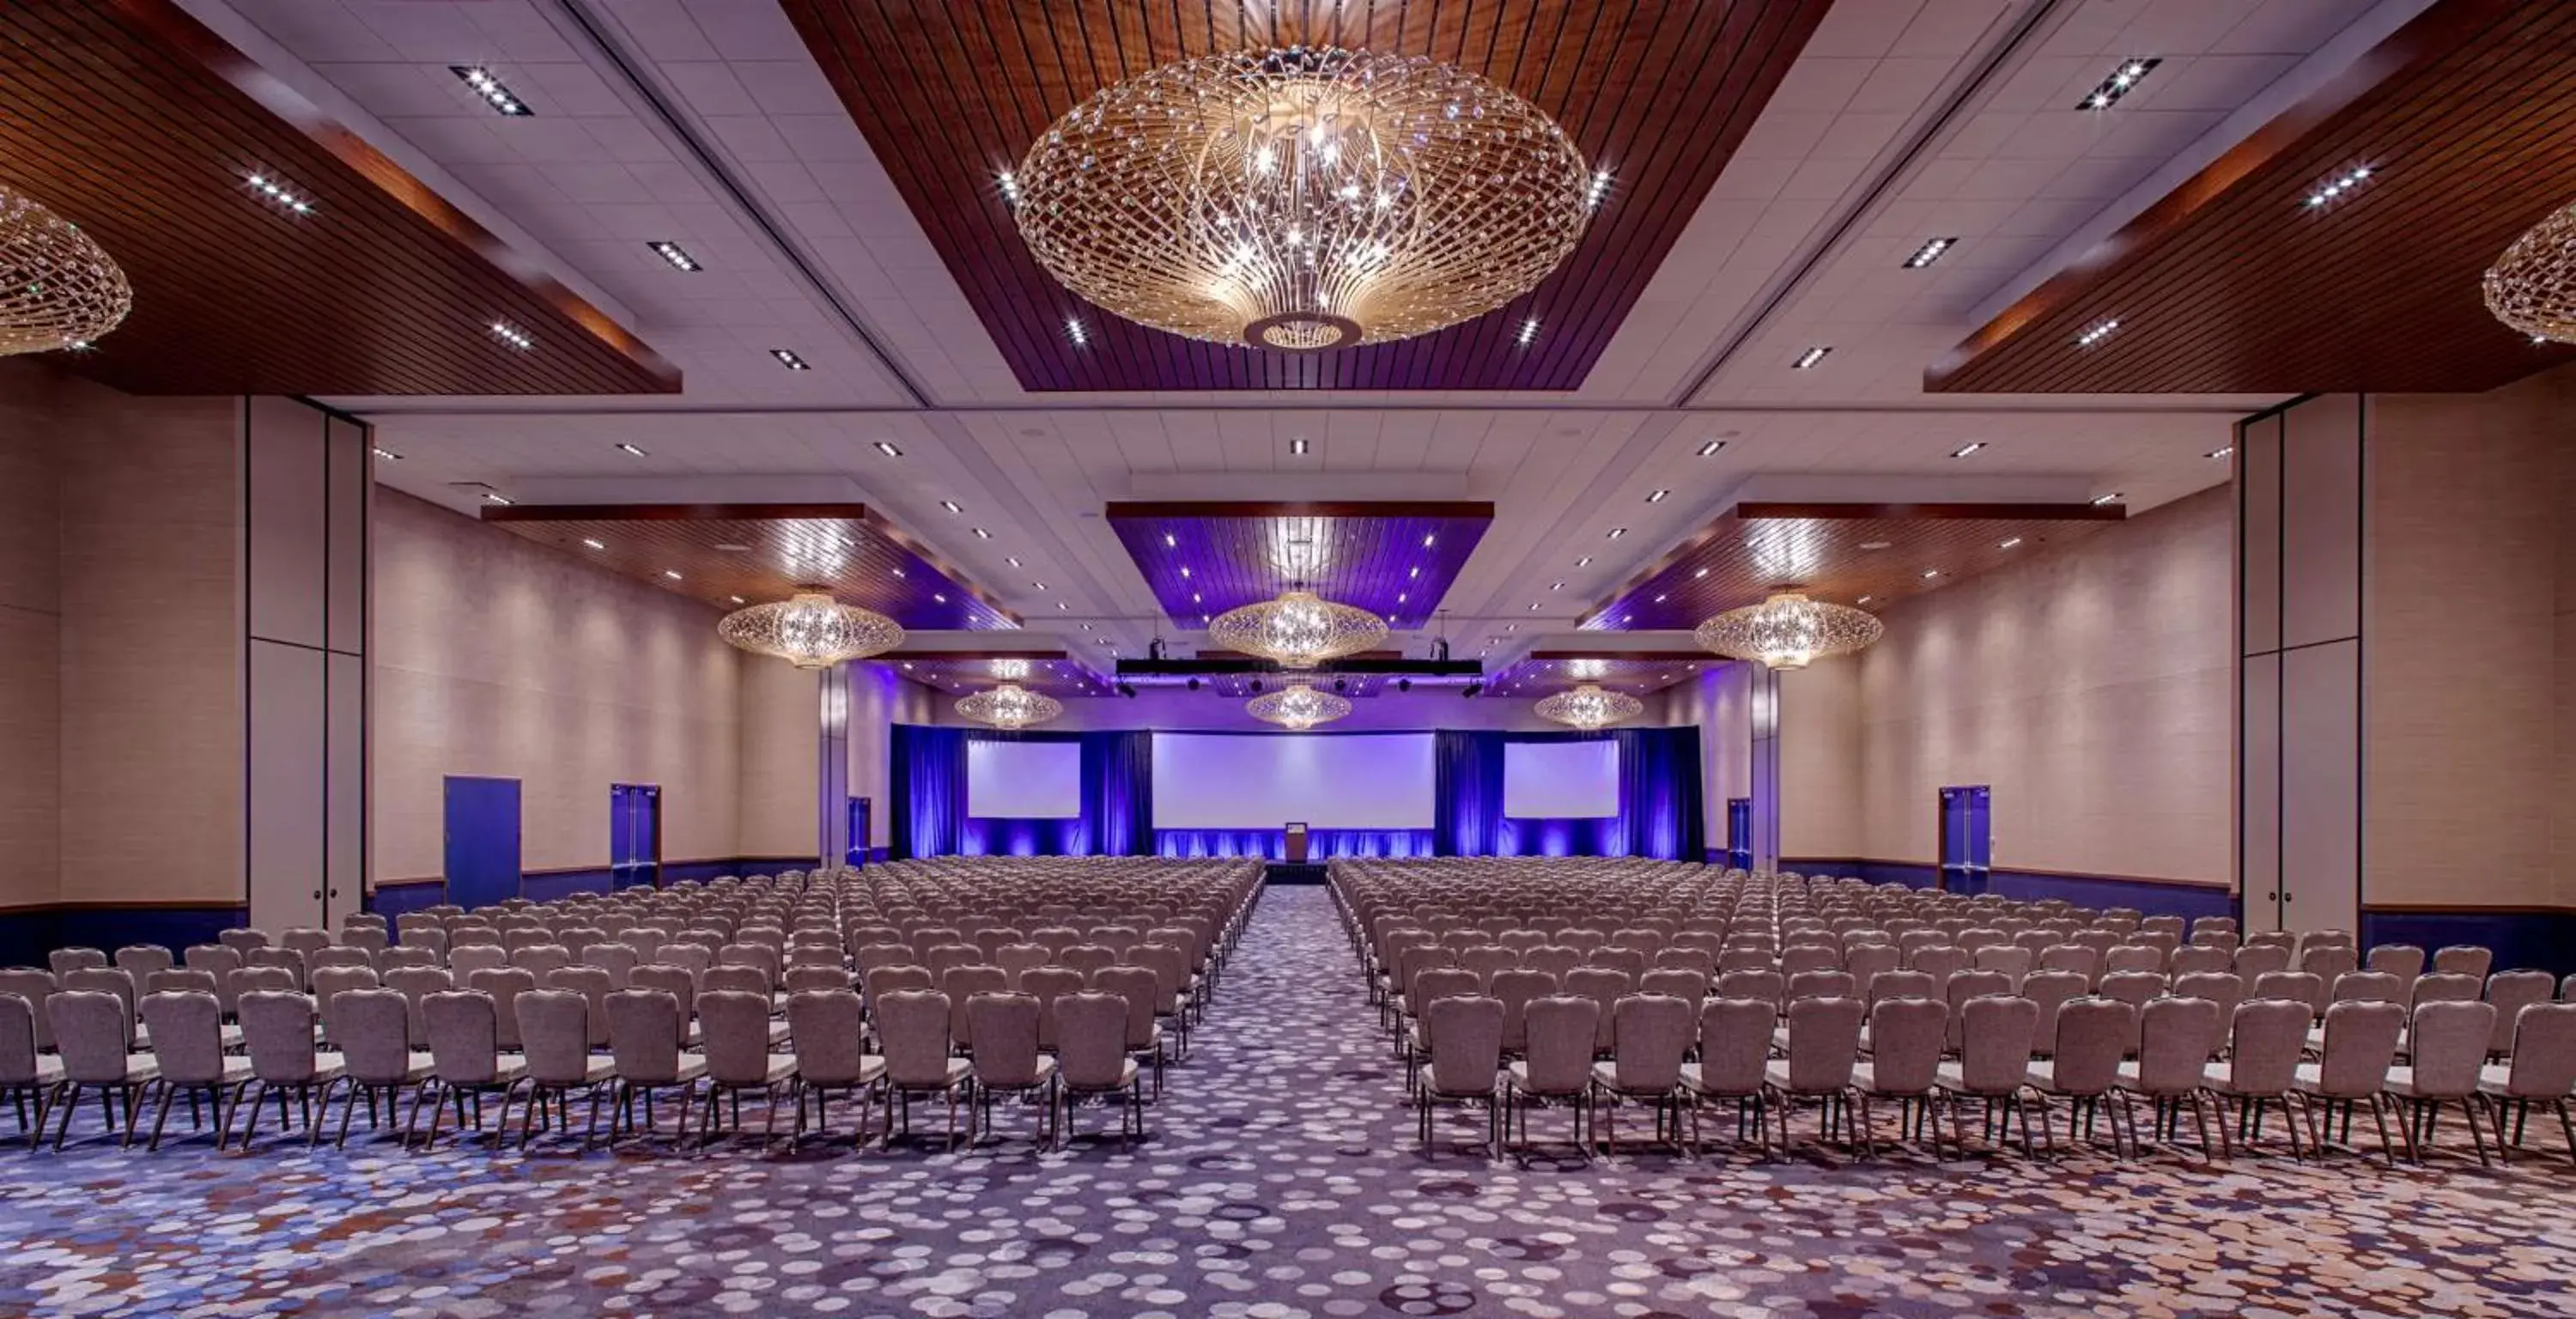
left=1107, top=502, right=1492, bottom=630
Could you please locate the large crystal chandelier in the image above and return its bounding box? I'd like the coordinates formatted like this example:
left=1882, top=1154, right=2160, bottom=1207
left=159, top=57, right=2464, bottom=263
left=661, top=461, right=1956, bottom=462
left=716, top=590, right=904, bottom=669
left=956, top=683, right=1065, bottom=730
left=0, top=185, right=131, bottom=356
left=1012, top=47, right=1590, bottom=352
left=1206, top=588, right=1388, bottom=668
left=1694, top=592, right=1884, bottom=670
left=1247, top=679, right=1352, bottom=730
left=2486, top=201, right=2576, bottom=343
left=1534, top=684, right=1643, bottom=731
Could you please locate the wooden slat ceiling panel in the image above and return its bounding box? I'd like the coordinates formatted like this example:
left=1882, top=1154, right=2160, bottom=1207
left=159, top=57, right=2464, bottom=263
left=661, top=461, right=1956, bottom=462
left=1106, top=501, right=1492, bottom=630
left=0, top=0, right=676, bottom=396
left=1485, top=653, right=1728, bottom=699
left=1583, top=503, right=2124, bottom=631
left=481, top=504, right=1018, bottom=631
left=886, top=653, right=1114, bottom=699
left=1929, top=0, right=2576, bottom=395
left=781, top=0, right=1827, bottom=392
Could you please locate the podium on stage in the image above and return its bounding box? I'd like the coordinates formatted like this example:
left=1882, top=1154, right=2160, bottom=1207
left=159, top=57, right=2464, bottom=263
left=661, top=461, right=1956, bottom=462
left=1284, top=821, right=1309, bottom=865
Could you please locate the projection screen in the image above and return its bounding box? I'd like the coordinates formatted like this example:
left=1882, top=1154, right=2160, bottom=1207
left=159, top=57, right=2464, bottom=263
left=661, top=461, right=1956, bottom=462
left=1151, top=732, right=1436, bottom=830
left=1502, top=739, right=1621, bottom=818
left=966, top=739, right=1083, bottom=818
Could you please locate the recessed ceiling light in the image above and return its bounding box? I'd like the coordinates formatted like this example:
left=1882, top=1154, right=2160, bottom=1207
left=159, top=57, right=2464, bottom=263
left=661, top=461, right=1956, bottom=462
left=1584, top=170, right=1613, bottom=208
left=489, top=321, right=534, bottom=351
left=1791, top=345, right=1831, bottom=369
left=1696, top=439, right=1727, bottom=457
left=370, top=447, right=402, bottom=461
left=1192, top=593, right=1201, bottom=604
left=2079, top=57, right=2159, bottom=110
left=1516, top=318, right=1539, bottom=346
left=1290, top=438, right=1309, bottom=456
left=1504, top=624, right=1516, bottom=633
left=1646, top=489, right=1669, bottom=503
left=1998, top=537, right=2023, bottom=550
left=872, top=441, right=902, bottom=458
left=934, top=593, right=948, bottom=603
left=1693, top=568, right=1708, bottom=579
left=2206, top=446, right=2234, bottom=459
left=1920, top=568, right=1939, bottom=579
left=1528, top=603, right=1540, bottom=611
left=940, top=500, right=963, bottom=514
left=1179, top=566, right=1191, bottom=578
left=1397, top=592, right=1407, bottom=604
left=770, top=348, right=811, bottom=371
left=246, top=173, right=313, bottom=215
left=1005, top=556, right=1023, bottom=568
left=2092, top=492, right=2124, bottom=506
left=1860, top=540, right=1893, bottom=550
left=728, top=595, right=745, bottom=605
left=646, top=240, right=701, bottom=271
left=1856, top=595, right=1872, bottom=605
left=1949, top=441, right=1986, bottom=459
left=892, top=567, right=906, bottom=577
left=2306, top=167, right=2372, bottom=208
left=1655, top=594, right=1666, bottom=603
left=2075, top=319, right=2120, bottom=348
left=663, top=569, right=683, bottom=580
left=615, top=442, right=647, bottom=457
left=1551, top=581, right=1565, bottom=591
left=481, top=491, right=513, bottom=506
left=1576, top=556, right=1592, bottom=568
left=452, top=65, right=532, bottom=116
left=1423, top=533, right=1437, bottom=547
left=1032, top=581, right=1048, bottom=591
left=1408, top=567, right=1420, bottom=579
left=997, top=171, right=1022, bottom=206
left=582, top=538, right=605, bottom=550
left=1056, top=602, right=1069, bottom=611
left=1607, top=527, right=1627, bottom=540
left=973, top=527, right=992, bottom=539
left=1066, top=319, right=1088, bottom=346
left=1903, top=236, right=1956, bottom=269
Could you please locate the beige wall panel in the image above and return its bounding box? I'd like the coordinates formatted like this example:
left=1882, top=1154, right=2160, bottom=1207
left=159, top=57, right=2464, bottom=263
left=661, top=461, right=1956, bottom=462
left=736, top=655, right=820, bottom=859
left=1779, top=655, right=1862, bottom=859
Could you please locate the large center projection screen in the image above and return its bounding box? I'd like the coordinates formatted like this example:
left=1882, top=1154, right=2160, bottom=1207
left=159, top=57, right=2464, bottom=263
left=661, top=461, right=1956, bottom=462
left=1503, top=739, right=1621, bottom=818
left=967, top=739, right=1083, bottom=818
left=1152, top=733, right=1436, bottom=830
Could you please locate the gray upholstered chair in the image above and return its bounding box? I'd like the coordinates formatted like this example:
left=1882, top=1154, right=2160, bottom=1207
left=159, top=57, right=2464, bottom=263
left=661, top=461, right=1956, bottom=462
left=783, top=988, right=884, bottom=1151
left=876, top=988, right=969, bottom=1149
left=1416, top=994, right=1503, bottom=1158
left=1053, top=991, right=1141, bottom=1150
left=1851, top=997, right=1946, bottom=1158
left=46, top=989, right=155, bottom=1149
left=1594, top=993, right=1694, bottom=1155
left=604, top=988, right=708, bottom=1150
left=2202, top=997, right=2311, bottom=1160
left=232, top=990, right=343, bottom=1149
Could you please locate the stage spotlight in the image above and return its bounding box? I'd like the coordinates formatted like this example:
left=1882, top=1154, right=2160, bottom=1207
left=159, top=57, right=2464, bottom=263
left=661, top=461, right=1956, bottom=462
left=1186, top=677, right=1201, bottom=691
left=1397, top=678, right=1412, bottom=692
left=1462, top=682, right=1484, bottom=698
left=1116, top=682, right=1139, bottom=698
left=1333, top=678, right=1348, bottom=692
left=1249, top=679, right=1263, bottom=694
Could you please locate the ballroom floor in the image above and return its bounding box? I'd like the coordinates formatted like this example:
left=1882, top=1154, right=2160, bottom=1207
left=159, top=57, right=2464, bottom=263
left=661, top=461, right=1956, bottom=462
left=2, top=884, right=2573, bottom=1318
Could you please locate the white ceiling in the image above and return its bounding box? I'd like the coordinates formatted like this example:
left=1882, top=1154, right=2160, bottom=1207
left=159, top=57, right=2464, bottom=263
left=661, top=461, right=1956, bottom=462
left=193, top=0, right=2409, bottom=665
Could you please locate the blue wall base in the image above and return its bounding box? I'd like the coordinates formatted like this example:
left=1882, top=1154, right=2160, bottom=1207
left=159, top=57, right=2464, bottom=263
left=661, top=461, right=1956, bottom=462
left=2363, top=909, right=2576, bottom=980
left=1782, top=858, right=2235, bottom=921
left=1, top=906, right=248, bottom=969
left=366, top=857, right=824, bottom=921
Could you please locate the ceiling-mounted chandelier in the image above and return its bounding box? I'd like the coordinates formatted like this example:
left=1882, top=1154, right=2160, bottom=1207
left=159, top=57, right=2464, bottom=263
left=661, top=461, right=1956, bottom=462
left=716, top=589, right=904, bottom=669
left=956, top=682, right=1065, bottom=730
left=1534, top=683, right=1643, bottom=731
left=1247, top=679, right=1352, bottom=730
left=1206, top=587, right=1387, bottom=668
left=1012, top=46, right=1590, bottom=352
left=0, top=185, right=132, bottom=356
left=2486, top=201, right=2576, bottom=343
left=1694, top=591, right=1884, bottom=671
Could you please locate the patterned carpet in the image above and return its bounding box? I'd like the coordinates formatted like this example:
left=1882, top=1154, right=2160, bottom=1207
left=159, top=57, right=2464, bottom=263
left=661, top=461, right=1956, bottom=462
left=3, top=884, right=2573, bottom=1318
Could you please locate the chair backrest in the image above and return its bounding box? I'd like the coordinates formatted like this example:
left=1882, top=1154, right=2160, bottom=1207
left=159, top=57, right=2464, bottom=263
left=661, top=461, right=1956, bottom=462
left=2404, top=1000, right=2494, bottom=1099
left=1489, top=967, right=1557, bottom=1053
left=2232, top=944, right=2293, bottom=979
left=2485, top=970, right=2557, bottom=1055
left=2410, top=971, right=2482, bottom=1008
left=140, top=990, right=226, bottom=1085
left=1787, top=969, right=1856, bottom=1002
left=216, top=928, right=270, bottom=955
left=1518, top=995, right=1596, bottom=1096
left=1842, top=943, right=1899, bottom=986
left=1017, top=965, right=1084, bottom=1049
left=2313, top=1000, right=2405, bottom=1097
left=2046, top=997, right=2133, bottom=1096
left=863, top=963, right=933, bottom=1007
left=581, top=942, right=641, bottom=988
left=1782, top=995, right=1864, bottom=1093
left=1608, top=993, right=1693, bottom=1091
left=2501, top=1003, right=2576, bottom=1097
left=697, top=989, right=777, bottom=1086
left=2037, top=945, right=2101, bottom=984
left=49, top=990, right=134, bottom=1083
left=2299, top=944, right=2360, bottom=982
left=1907, top=945, right=1969, bottom=982
left=1944, top=970, right=2013, bottom=1049
left=1864, top=969, right=1933, bottom=1006
left=2172, top=971, right=2245, bottom=1025
left=2166, top=945, right=2231, bottom=977
left=701, top=965, right=768, bottom=997
left=236, top=989, right=323, bottom=1083
left=2431, top=945, right=2494, bottom=981
left=2253, top=969, right=2327, bottom=1018
left=1693, top=997, right=1774, bottom=1096
left=1860, top=997, right=1944, bottom=1095
left=995, top=944, right=1051, bottom=987
left=464, top=966, right=536, bottom=1049
left=605, top=989, right=688, bottom=1085
left=332, top=988, right=415, bottom=1084
left=940, top=965, right=1010, bottom=1043
left=114, top=945, right=174, bottom=982
left=875, top=989, right=954, bottom=1087
left=1091, top=965, right=1158, bottom=1049
left=2221, top=997, right=2310, bottom=1093
left=144, top=968, right=218, bottom=997
left=1422, top=994, right=1504, bottom=1097
left=1954, top=994, right=2039, bottom=1093
left=784, top=989, right=870, bottom=1086
left=515, top=989, right=595, bottom=1086
left=1972, top=945, right=2034, bottom=986
left=424, top=990, right=504, bottom=1085
left=1055, top=992, right=1132, bottom=1091
left=966, top=992, right=1046, bottom=1087
left=48, top=947, right=106, bottom=976
left=2364, top=943, right=2425, bottom=982
left=2330, top=969, right=2403, bottom=1005
left=1714, top=969, right=1783, bottom=1012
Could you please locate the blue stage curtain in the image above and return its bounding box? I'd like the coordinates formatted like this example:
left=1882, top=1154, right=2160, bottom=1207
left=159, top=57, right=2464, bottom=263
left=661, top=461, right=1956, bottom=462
left=1436, top=726, right=1704, bottom=860
left=893, top=726, right=1153, bottom=858
left=1153, top=827, right=1437, bottom=860
left=890, top=724, right=967, bottom=860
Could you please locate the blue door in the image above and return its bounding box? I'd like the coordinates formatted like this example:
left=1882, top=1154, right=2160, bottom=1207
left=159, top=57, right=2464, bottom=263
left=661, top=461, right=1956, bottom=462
left=1724, top=797, right=1753, bottom=870
left=611, top=784, right=662, bottom=890
left=1939, top=786, right=1992, bottom=892
left=846, top=797, right=871, bottom=867
left=444, top=776, right=522, bottom=909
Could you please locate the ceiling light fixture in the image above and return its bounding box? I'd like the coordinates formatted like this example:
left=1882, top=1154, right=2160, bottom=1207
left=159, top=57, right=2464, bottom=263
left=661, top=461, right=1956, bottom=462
left=1290, top=438, right=1310, bottom=456
left=1576, top=556, right=1592, bottom=567
left=1607, top=527, right=1627, bottom=540
left=1031, top=581, right=1048, bottom=591
left=1998, top=538, right=2022, bottom=550
left=1584, top=170, right=1613, bottom=209
left=1066, top=318, right=1088, bottom=346
left=2075, top=319, right=2120, bottom=348
left=2485, top=203, right=2576, bottom=343
left=489, top=321, right=534, bottom=351
left=972, top=527, right=992, bottom=539
left=2207, top=446, right=2234, bottom=459
left=1921, top=568, right=1940, bottom=579
left=1206, top=588, right=1388, bottom=669
left=1247, top=680, right=1352, bottom=730
left=1791, top=345, right=1832, bottom=369
left=2092, top=492, right=2124, bottom=506
left=0, top=186, right=131, bottom=357
left=956, top=682, right=1064, bottom=729
left=1903, top=236, right=1956, bottom=269
left=663, top=569, right=683, bottom=580
left=481, top=492, right=513, bottom=506
left=940, top=500, right=963, bottom=514
left=453, top=66, right=532, bottom=116
left=247, top=173, right=313, bottom=215
left=1535, top=684, right=1643, bottom=731
left=1949, top=441, right=1986, bottom=459
left=370, top=447, right=402, bottom=461
left=770, top=348, right=811, bottom=370
left=873, top=440, right=902, bottom=458
left=997, top=171, right=1022, bottom=206
left=1695, top=592, right=1885, bottom=671
left=2306, top=167, right=2372, bottom=208
left=1696, top=440, right=1727, bottom=456
left=1005, top=556, right=1024, bottom=567
left=1517, top=318, right=1540, bottom=346
left=582, top=538, right=605, bottom=550
left=719, top=591, right=902, bottom=669
left=1012, top=47, right=1589, bottom=353
left=615, top=442, right=647, bottom=457
left=1646, top=489, right=1669, bottom=503
left=647, top=240, right=701, bottom=271
left=2079, top=58, right=2159, bottom=111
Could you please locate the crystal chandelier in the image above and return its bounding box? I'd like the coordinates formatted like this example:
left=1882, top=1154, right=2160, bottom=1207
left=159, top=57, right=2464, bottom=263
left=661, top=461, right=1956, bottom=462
left=2486, top=201, right=2576, bottom=343
left=1246, top=679, right=1352, bottom=730
left=1012, top=46, right=1590, bottom=352
left=1206, top=588, right=1388, bottom=668
left=716, top=590, right=904, bottom=669
left=956, top=682, right=1065, bottom=730
left=1534, top=683, right=1643, bottom=731
left=1694, top=592, right=1884, bottom=670
left=0, top=185, right=131, bottom=356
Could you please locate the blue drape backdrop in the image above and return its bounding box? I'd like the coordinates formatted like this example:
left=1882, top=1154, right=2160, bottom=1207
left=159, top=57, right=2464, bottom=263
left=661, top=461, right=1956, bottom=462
left=893, top=724, right=1700, bottom=860
left=890, top=726, right=1152, bottom=859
